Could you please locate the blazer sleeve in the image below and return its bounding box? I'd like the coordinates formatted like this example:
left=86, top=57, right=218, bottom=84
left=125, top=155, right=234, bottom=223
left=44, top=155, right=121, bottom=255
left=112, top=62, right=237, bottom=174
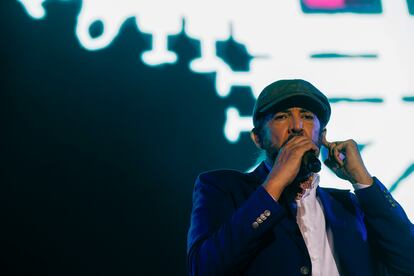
left=354, top=177, right=414, bottom=275
left=187, top=172, right=287, bottom=275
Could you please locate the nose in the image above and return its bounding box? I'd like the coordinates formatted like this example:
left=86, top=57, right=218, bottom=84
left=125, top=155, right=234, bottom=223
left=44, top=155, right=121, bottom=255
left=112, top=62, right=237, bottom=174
left=289, top=113, right=303, bottom=134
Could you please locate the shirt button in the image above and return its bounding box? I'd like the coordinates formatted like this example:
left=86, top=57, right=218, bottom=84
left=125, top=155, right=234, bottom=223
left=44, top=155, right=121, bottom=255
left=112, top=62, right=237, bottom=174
left=300, top=266, right=310, bottom=275
left=252, top=222, right=259, bottom=229
left=264, top=210, right=271, bottom=217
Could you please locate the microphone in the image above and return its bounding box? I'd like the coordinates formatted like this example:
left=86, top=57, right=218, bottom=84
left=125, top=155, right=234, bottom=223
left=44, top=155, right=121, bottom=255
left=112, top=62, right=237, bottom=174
left=282, top=133, right=321, bottom=178
left=295, top=151, right=320, bottom=183
left=302, top=151, right=321, bottom=173
left=280, top=134, right=321, bottom=194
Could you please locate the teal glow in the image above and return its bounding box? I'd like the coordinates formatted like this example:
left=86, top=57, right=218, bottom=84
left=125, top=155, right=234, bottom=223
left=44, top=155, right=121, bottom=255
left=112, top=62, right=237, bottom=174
left=310, top=53, right=378, bottom=59
left=328, top=98, right=384, bottom=103
left=402, top=96, right=414, bottom=102
left=18, top=0, right=46, bottom=19
left=389, top=164, right=414, bottom=193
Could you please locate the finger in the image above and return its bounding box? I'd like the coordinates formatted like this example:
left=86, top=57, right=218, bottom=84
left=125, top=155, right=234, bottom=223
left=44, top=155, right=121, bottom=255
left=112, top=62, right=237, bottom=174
left=283, top=135, right=308, bottom=148
left=287, top=136, right=314, bottom=147
left=328, top=141, right=347, bottom=166
left=290, top=140, right=319, bottom=156
left=335, top=140, right=352, bottom=153
left=332, top=146, right=344, bottom=167
left=324, top=158, right=349, bottom=180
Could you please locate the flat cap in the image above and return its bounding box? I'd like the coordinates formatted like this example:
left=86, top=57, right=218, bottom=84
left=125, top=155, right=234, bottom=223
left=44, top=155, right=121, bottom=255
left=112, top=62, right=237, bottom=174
left=252, top=79, right=331, bottom=128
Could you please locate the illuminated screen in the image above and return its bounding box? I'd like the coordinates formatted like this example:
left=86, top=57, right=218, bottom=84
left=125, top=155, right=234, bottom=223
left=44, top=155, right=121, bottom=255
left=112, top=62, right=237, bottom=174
left=18, top=0, right=414, bottom=219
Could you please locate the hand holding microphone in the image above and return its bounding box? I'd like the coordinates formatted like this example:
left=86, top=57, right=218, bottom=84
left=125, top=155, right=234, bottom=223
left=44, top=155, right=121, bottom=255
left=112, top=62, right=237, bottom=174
left=263, top=133, right=320, bottom=200
left=286, top=133, right=321, bottom=182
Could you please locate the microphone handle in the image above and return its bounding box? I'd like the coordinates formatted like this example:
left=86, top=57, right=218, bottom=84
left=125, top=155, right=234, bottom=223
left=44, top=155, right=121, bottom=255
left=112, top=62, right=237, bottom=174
left=302, top=151, right=321, bottom=173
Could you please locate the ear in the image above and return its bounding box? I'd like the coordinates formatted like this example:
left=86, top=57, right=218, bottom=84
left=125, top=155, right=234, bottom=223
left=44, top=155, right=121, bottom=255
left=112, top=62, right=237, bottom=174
left=321, top=128, right=328, bottom=147
left=251, top=130, right=263, bottom=149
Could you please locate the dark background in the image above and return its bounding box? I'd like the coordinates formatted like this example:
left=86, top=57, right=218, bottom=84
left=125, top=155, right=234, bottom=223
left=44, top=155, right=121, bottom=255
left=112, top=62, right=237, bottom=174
left=0, top=1, right=259, bottom=275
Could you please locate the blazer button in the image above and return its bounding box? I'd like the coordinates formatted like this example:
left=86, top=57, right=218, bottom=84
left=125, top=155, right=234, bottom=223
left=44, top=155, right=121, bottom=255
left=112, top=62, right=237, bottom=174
left=260, top=214, right=267, bottom=220
left=300, top=266, right=310, bottom=275
left=264, top=210, right=271, bottom=217
left=252, top=222, right=259, bottom=229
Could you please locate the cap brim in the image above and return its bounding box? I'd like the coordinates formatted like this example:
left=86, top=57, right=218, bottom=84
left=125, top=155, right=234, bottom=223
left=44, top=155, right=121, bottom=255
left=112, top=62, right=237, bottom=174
left=257, top=93, right=328, bottom=125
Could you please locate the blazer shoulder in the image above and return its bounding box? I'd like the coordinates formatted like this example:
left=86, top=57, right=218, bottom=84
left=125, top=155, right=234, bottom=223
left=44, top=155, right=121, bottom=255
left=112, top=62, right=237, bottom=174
left=196, top=168, right=259, bottom=193
left=197, top=168, right=248, bottom=184
left=197, top=162, right=267, bottom=183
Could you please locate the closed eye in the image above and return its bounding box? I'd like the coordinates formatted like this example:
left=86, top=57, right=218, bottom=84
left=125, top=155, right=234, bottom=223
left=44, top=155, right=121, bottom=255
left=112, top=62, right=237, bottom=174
left=302, top=113, right=315, bottom=120
left=273, top=113, right=288, bottom=120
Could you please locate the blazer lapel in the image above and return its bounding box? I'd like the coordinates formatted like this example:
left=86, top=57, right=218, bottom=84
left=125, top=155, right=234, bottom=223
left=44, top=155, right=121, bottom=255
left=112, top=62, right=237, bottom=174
left=317, top=187, right=375, bottom=276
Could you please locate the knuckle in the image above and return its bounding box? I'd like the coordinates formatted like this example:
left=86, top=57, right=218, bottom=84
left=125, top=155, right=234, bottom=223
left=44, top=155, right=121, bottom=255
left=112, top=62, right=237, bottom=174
left=348, top=139, right=357, bottom=145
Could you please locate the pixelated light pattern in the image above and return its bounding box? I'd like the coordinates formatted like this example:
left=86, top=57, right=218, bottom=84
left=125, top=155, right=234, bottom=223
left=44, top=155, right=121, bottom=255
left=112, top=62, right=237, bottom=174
left=18, top=0, right=414, bottom=219
left=225, top=107, right=252, bottom=143
left=18, top=0, right=47, bottom=19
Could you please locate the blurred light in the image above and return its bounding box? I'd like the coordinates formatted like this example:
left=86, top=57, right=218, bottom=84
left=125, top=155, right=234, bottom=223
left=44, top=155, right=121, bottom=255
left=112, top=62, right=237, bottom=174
left=18, top=0, right=46, bottom=19
left=18, top=0, right=414, bottom=219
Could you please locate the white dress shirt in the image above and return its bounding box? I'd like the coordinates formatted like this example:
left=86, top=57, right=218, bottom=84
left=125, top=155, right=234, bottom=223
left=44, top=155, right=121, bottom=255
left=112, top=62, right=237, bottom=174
left=295, top=174, right=340, bottom=276
left=295, top=174, right=370, bottom=276
left=263, top=161, right=370, bottom=275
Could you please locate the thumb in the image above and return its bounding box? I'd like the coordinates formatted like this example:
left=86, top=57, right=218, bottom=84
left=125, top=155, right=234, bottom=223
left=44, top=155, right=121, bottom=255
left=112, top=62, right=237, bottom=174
left=324, top=158, right=338, bottom=171
left=324, top=158, right=349, bottom=181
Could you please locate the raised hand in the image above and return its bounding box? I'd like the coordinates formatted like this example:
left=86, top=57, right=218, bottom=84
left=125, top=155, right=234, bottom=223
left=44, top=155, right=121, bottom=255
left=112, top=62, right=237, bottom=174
left=322, top=131, right=373, bottom=186
left=263, top=135, right=319, bottom=200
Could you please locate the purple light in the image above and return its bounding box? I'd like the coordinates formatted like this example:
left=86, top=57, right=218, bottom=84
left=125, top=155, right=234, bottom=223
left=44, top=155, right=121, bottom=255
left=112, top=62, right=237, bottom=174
left=303, top=0, right=345, bottom=9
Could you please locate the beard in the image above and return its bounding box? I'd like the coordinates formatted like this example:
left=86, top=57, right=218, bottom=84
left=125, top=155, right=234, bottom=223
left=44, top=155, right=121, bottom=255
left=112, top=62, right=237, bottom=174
left=264, top=146, right=279, bottom=165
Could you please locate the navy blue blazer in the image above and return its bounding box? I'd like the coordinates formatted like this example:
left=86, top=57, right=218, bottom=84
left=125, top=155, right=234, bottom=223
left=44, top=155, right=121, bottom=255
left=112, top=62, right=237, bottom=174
left=187, top=162, right=414, bottom=275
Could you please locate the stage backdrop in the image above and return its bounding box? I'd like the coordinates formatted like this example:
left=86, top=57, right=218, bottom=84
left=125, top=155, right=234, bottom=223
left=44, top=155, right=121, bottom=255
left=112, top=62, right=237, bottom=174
left=2, top=0, right=413, bottom=275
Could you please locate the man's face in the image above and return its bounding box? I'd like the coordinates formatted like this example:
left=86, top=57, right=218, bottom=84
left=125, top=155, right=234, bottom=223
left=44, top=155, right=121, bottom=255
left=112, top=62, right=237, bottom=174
left=257, top=107, right=323, bottom=163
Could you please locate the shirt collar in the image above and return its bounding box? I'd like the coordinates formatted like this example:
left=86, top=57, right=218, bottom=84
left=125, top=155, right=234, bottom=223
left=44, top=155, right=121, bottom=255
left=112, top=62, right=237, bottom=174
left=296, top=173, right=320, bottom=205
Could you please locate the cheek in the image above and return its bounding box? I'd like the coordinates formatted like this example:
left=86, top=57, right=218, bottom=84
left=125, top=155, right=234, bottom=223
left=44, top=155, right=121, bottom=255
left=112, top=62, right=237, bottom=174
left=310, top=122, right=321, bottom=143
left=312, top=128, right=319, bottom=140
left=262, top=121, right=290, bottom=149
left=264, top=128, right=285, bottom=149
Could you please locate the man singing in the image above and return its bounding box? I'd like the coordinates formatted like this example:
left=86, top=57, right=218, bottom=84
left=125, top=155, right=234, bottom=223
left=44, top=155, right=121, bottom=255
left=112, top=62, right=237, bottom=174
left=187, top=79, right=414, bottom=275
